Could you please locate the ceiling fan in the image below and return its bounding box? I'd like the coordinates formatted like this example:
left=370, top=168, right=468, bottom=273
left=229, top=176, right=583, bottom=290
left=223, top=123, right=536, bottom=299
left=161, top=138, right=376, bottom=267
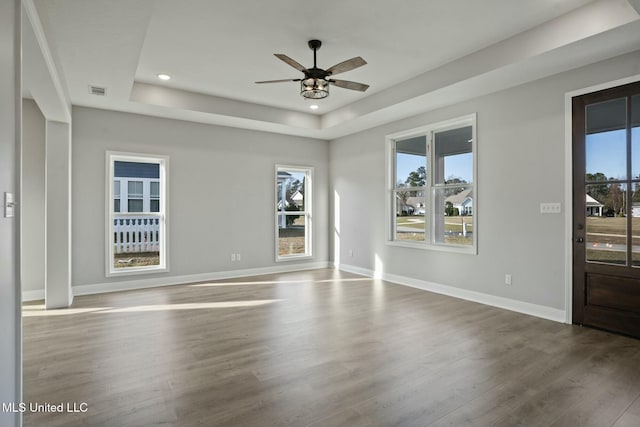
left=255, top=39, right=369, bottom=100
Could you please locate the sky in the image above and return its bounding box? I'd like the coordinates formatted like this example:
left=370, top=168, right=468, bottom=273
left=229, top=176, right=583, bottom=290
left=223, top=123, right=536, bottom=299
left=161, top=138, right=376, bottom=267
left=586, top=127, right=640, bottom=180
left=397, top=152, right=473, bottom=185
left=396, top=126, right=640, bottom=186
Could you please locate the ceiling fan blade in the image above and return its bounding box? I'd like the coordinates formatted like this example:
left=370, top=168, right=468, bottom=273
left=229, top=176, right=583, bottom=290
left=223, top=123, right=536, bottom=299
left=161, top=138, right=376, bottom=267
left=326, top=57, right=367, bottom=76
left=274, top=54, right=308, bottom=72
left=255, top=79, right=301, bottom=84
left=330, top=79, right=369, bottom=92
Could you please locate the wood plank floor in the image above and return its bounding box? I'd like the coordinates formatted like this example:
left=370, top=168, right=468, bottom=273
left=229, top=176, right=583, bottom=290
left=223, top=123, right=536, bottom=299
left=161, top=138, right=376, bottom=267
left=22, top=268, right=640, bottom=427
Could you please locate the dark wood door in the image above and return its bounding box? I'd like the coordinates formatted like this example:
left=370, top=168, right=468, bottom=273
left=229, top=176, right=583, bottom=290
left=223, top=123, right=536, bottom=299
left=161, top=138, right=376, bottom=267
left=572, top=81, right=640, bottom=338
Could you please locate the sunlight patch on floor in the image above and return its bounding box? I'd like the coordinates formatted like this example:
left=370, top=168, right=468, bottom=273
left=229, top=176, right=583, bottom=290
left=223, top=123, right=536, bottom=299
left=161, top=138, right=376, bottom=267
left=189, top=277, right=371, bottom=288
left=103, top=300, right=282, bottom=313
left=22, top=300, right=282, bottom=317
left=22, top=305, right=113, bottom=317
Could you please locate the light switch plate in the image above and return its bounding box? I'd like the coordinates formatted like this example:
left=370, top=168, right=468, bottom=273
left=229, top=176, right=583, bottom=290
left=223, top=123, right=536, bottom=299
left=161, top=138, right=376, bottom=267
left=4, top=192, right=15, bottom=218
left=540, top=202, right=561, bottom=214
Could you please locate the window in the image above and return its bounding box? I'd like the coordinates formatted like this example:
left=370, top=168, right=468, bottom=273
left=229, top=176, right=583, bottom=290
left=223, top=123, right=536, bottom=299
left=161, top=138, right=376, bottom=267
left=387, top=114, right=476, bottom=252
left=276, top=166, right=312, bottom=260
left=107, top=152, right=169, bottom=276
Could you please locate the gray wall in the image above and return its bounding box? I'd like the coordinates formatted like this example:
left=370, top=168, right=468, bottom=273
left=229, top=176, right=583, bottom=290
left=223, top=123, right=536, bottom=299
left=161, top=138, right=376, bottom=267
left=0, top=0, right=20, bottom=425
left=72, top=107, right=329, bottom=288
left=22, top=99, right=46, bottom=296
left=330, top=50, right=640, bottom=312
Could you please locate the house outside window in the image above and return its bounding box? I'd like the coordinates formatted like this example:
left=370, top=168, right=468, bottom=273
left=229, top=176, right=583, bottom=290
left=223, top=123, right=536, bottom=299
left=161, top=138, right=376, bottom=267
left=114, top=180, right=121, bottom=213
left=387, top=114, right=477, bottom=253
left=276, top=165, right=312, bottom=261
left=150, top=181, right=160, bottom=213
left=107, top=152, right=169, bottom=276
left=128, top=181, right=143, bottom=212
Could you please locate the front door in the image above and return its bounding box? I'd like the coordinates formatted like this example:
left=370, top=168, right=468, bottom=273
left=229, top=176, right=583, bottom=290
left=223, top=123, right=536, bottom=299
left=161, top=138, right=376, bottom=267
left=572, top=81, right=640, bottom=338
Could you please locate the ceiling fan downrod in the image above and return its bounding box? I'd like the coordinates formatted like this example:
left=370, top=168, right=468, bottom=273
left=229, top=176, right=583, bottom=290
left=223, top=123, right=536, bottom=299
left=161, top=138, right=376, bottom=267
left=308, top=39, right=321, bottom=70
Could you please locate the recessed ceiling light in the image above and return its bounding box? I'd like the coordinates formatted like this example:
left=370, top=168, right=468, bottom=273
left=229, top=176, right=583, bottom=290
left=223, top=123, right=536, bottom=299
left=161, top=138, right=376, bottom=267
left=157, top=73, right=171, bottom=81
left=309, top=104, right=319, bottom=110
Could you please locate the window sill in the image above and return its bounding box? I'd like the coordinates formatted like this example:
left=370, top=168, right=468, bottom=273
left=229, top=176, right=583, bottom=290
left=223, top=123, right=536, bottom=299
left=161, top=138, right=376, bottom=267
left=276, top=254, right=313, bottom=263
left=106, top=265, right=169, bottom=278
left=386, top=240, right=477, bottom=255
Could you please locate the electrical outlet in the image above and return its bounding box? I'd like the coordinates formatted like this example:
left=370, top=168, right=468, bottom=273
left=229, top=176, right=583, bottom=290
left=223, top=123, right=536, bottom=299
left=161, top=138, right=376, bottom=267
left=540, top=202, right=561, bottom=214
left=505, top=274, right=512, bottom=285
left=231, top=253, right=236, bottom=262
left=236, top=253, right=241, bottom=261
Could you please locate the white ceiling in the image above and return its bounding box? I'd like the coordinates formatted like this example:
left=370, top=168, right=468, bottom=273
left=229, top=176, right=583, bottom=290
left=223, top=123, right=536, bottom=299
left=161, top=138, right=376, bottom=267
left=25, top=0, right=640, bottom=139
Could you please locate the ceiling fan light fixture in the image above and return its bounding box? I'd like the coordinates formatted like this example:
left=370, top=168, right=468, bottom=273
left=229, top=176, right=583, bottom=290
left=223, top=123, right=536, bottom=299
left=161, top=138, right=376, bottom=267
left=301, top=78, right=329, bottom=99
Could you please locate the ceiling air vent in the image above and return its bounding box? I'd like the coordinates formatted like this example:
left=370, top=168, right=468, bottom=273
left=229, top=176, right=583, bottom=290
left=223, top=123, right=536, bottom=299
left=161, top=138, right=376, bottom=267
left=88, top=85, right=106, bottom=96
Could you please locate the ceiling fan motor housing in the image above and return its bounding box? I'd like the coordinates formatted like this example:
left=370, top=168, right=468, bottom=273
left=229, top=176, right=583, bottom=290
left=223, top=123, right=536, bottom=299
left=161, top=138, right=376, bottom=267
left=308, top=39, right=322, bottom=50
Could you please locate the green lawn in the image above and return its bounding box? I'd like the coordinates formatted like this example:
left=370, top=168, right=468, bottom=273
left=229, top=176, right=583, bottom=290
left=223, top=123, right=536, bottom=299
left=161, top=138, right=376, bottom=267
left=114, top=252, right=159, bottom=268
left=444, top=217, right=473, bottom=233
left=585, top=216, right=640, bottom=265
left=396, top=216, right=425, bottom=229
left=586, top=216, right=640, bottom=245
left=278, top=225, right=305, bottom=255
left=396, top=215, right=473, bottom=232
left=586, top=249, right=640, bottom=265
left=396, top=215, right=472, bottom=245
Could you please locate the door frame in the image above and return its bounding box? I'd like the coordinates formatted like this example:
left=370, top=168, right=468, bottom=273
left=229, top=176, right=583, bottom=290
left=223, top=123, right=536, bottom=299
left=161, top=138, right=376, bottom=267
left=563, top=74, right=640, bottom=324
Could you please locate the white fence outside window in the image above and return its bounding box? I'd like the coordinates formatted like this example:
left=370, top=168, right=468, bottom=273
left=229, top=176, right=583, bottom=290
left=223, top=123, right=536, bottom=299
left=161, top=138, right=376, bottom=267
left=113, top=215, right=160, bottom=253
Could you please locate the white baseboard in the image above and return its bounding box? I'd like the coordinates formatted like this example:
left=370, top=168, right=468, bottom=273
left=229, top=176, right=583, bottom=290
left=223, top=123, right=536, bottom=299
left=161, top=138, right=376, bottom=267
left=73, top=261, right=331, bottom=297
left=338, top=263, right=566, bottom=323
left=28, top=261, right=566, bottom=324
left=22, top=289, right=45, bottom=302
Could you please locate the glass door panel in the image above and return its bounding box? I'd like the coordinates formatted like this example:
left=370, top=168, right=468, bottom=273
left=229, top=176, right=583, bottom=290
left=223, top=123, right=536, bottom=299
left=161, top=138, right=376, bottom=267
left=632, top=95, right=640, bottom=266
left=585, top=183, right=627, bottom=265
left=585, top=98, right=627, bottom=181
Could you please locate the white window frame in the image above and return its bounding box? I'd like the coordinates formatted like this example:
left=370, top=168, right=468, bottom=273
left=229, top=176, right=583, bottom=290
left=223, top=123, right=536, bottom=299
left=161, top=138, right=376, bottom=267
left=386, top=113, right=477, bottom=254
left=275, top=165, right=313, bottom=261
left=106, top=151, right=170, bottom=276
